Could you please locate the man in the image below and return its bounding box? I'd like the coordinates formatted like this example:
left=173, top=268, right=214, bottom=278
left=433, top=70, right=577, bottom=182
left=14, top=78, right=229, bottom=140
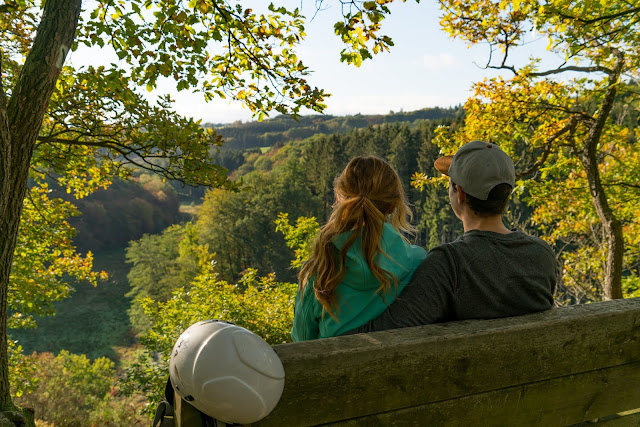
left=348, top=141, right=557, bottom=333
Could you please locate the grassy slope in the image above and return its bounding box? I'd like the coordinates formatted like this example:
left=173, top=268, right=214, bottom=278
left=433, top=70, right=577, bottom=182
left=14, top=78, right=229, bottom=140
left=11, top=248, right=134, bottom=363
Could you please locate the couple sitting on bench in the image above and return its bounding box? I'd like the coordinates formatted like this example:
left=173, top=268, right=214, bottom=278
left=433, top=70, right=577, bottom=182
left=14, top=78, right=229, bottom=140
left=291, top=141, right=557, bottom=342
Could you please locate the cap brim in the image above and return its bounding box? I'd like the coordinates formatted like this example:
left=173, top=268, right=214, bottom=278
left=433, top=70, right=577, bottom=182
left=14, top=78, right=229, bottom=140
left=434, top=155, right=453, bottom=176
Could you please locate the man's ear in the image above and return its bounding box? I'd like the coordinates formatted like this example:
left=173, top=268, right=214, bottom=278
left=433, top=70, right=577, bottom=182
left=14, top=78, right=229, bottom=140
left=457, top=186, right=467, bottom=204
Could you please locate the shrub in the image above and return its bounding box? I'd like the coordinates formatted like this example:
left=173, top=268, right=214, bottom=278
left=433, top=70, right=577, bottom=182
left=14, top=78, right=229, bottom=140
left=119, top=263, right=296, bottom=415
left=15, top=351, right=114, bottom=426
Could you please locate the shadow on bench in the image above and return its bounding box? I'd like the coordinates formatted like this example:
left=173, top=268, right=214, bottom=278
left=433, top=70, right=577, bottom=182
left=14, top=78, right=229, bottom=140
left=176, top=298, right=640, bottom=426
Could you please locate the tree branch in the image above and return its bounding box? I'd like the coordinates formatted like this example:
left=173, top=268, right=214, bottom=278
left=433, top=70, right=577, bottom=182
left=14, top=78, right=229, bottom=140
left=530, top=65, right=614, bottom=77
left=551, top=6, right=640, bottom=25
left=603, top=181, right=640, bottom=189
left=34, top=135, right=220, bottom=187
left=210, top=2, right=287, bottom=97
left=516, top=116, right=578, bottom=178
left=586, top=51, right=625, bottom=154
left=0, top=2, right=20, bottom=14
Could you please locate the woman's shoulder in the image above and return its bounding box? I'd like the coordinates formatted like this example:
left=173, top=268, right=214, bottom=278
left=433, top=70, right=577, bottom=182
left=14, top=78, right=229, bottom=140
left=378, top=223, right=426, bottom=276
left=381, top=223, right=425, bottom=251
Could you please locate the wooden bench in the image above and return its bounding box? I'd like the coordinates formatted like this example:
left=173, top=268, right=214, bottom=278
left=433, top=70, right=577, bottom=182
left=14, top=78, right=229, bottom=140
left=175, top=297, right=640, bottom=426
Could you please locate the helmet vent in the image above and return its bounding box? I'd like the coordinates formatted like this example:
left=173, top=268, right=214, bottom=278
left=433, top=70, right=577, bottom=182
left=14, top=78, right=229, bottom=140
left=184, top=395, right=194, bottom=402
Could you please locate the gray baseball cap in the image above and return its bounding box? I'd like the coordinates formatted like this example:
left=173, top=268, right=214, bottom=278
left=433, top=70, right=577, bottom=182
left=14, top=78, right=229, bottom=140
left=434, top=141, right=515, bottom=200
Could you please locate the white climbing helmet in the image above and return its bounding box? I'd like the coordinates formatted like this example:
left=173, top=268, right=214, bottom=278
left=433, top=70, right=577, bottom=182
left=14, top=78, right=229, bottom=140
left=169, top=320, right=285, bottom=424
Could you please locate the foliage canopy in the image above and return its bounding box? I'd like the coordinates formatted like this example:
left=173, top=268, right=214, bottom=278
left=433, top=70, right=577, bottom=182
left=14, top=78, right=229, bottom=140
left=413, top=0, right=640, bottom=302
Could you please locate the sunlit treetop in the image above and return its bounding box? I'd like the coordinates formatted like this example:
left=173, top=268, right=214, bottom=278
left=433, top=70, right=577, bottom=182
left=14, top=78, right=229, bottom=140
left=80, top=1, right=328, bottom=117
left=439, top=0, right=640, bottom=75
left=329, top=0, right=418, bottom=66
left=3, top=0, right=329, bottom=115
left=0, top=1, right=331, bottom=192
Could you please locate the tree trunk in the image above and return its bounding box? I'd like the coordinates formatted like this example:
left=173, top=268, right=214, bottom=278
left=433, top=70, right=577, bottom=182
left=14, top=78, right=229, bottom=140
left=0, top=0, right=82, bottom=419
left=580, top=52, right=625, bottom=301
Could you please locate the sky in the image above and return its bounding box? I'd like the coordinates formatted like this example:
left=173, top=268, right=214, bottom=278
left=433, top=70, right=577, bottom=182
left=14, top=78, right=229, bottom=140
left=68, top=1, right=554, bottom=125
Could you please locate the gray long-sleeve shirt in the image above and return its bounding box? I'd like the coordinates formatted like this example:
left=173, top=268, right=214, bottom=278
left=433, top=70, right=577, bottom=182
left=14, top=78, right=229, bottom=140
left=346, top=229, right=557, bottom=333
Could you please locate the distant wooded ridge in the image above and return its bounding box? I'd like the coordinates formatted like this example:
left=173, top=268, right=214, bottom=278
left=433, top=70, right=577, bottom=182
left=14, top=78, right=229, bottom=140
left=205, top=106, right=462, bottom=150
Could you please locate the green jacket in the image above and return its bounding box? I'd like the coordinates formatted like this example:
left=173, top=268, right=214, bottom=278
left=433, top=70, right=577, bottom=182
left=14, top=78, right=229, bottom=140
left=291, top=222, right=426, bottom=341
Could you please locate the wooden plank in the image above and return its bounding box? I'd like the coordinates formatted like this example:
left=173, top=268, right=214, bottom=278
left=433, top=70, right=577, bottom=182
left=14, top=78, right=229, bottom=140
left=175, top=396, right=204, bottom=426
left=256, top=298, right=640, bottom=426
left=569, top=409, right=640, bottom=426
left=590, top=411, right=640, bottom=426
left=330, top=362, right=640, bottom=426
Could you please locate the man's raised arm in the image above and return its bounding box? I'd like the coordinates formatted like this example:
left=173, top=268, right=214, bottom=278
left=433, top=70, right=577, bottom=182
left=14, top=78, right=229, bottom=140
left=343, top=247, right=455, bottom=334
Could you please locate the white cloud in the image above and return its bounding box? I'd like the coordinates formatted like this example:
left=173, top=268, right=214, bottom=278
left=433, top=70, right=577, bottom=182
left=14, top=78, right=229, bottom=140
left=422, top=53, right=457, bottom=70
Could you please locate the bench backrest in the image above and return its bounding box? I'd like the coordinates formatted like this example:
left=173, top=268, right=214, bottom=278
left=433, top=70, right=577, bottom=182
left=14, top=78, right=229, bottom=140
left=257, top=298, right=640, bottom=425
